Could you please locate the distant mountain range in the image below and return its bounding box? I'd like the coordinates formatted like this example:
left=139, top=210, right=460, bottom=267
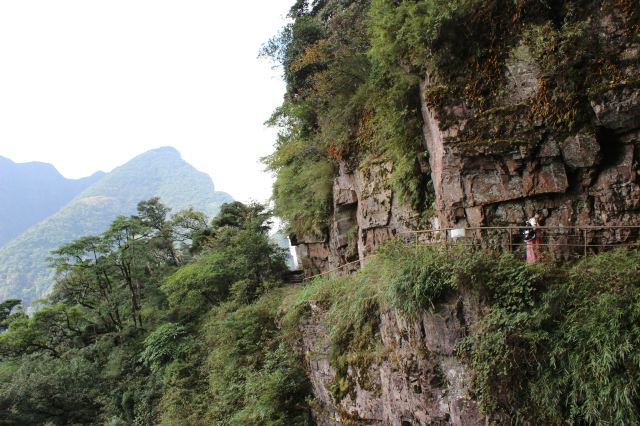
left=0, top=156, right=105, bottom=246
left=0, top=147, right=233, bottom=306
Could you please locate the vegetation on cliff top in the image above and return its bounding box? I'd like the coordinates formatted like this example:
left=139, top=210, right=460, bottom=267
left=460, top=249, right=640, bottom=424
left=262, top=0, right=430, bottom=234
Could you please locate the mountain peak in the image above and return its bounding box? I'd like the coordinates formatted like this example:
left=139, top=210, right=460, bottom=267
left=122, top=147, right=186, bottom=169
left=144, top=146, right=181, bottom=157
left=0, top=149, right=234, bottom=305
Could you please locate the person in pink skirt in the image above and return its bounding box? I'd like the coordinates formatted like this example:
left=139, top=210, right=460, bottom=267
left=525, top=211, right=542, bottom=263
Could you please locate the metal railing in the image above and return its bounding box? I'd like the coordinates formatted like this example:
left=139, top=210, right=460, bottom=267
left=301, top=257, right=366, bottom=282
left=301, top=225, right=640, bottom=282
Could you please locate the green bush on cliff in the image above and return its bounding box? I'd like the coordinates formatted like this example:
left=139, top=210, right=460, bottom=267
left=461, top=249, right=640, bottom=424
left=383, top=243, right=474, bottom=317
left=282, top=255, right=388, bottom=401
left=368, top=0, right=476, bottom=77
left=535, top=251, right=640, bottom=424
left=524, top=19, right=596, bottom=133
left=205, top=290, right=312, bottom=425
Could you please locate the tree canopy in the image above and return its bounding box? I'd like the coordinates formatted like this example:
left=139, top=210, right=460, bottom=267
left=0, top=199, right=310, bottom=425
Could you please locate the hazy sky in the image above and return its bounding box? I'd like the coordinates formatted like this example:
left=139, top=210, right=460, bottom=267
left=0, top=0, right=292, bottom=203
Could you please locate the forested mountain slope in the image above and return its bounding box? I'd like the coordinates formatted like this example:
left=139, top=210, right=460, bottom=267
left=0, top=156, right=104, bottom=247
left=0, top=200, right=307, bottom=425
left=0, top=147, right=232, bottom=305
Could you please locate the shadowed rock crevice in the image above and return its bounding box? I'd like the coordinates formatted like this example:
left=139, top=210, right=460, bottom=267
left=596, top=126, right=625, bottom=168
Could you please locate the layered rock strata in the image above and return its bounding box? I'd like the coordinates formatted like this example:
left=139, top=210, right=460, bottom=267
left=293, top=160, right=418, bottom=278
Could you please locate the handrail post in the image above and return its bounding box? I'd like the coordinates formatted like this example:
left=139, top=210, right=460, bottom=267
left=583, top=228, right=587, bottom=256
left=508, top=228, right=513, bottom=253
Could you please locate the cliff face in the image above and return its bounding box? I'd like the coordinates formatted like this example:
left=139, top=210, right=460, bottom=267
left=292, top=6, right=640, bottom=276
left=293, top=159, right=418, bottom=276
left=300, top=289, right=486, bottom=425
left=288, top=5, right=640, bottom=425
left=422, top=17, right=640, bottom=232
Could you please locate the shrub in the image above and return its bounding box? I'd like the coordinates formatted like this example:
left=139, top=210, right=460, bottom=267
left=383, top=243, right=460, bottom=317
left=139, top=323, right=188, bottom=372
left=461, top=249, right=640, bottom=424
left=205, top=291, right=312, bottom=424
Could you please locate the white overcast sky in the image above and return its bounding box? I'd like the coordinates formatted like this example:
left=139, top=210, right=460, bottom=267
left=0, top=0, right=292, bottom=204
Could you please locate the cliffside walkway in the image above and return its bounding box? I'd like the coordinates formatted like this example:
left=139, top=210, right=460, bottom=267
left=302, top=225, right=640, bottom=282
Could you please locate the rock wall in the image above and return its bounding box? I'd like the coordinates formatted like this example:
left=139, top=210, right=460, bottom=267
left=293, top=159, right=418, bottom=278
left=421, top=12, right=640, bottom=232
left=299, top=289, right=486, bottom=425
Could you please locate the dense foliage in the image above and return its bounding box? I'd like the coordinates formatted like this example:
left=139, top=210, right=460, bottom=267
left=262, top=0, right=431, bottom=234
left=461, top=249, right=640, bottom=424
left=0, top=199, right=311, bottom=425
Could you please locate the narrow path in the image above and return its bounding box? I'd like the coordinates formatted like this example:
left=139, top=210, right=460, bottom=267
left=301, top=225, right=640, bottom=282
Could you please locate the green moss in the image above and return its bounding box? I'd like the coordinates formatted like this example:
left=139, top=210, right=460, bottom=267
left=372, top=0, right=636, bottom=150
left=588, top=78, right=640, bottom=99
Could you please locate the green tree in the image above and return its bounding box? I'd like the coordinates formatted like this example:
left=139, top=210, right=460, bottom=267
left=0, top=356, right=103, bottom=425
left=0, top=198, right=308, bottom=425
left=0, top=304, right=86, bottom=358
left=162, top=203, right=288, bottom=317
left=169, top=207, right=209, bottom=255
left=50, top=235, right=126, bottom=332
left=211, top=201, right=273, bottom=233
left=0, top=299, right=21, bottom=332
